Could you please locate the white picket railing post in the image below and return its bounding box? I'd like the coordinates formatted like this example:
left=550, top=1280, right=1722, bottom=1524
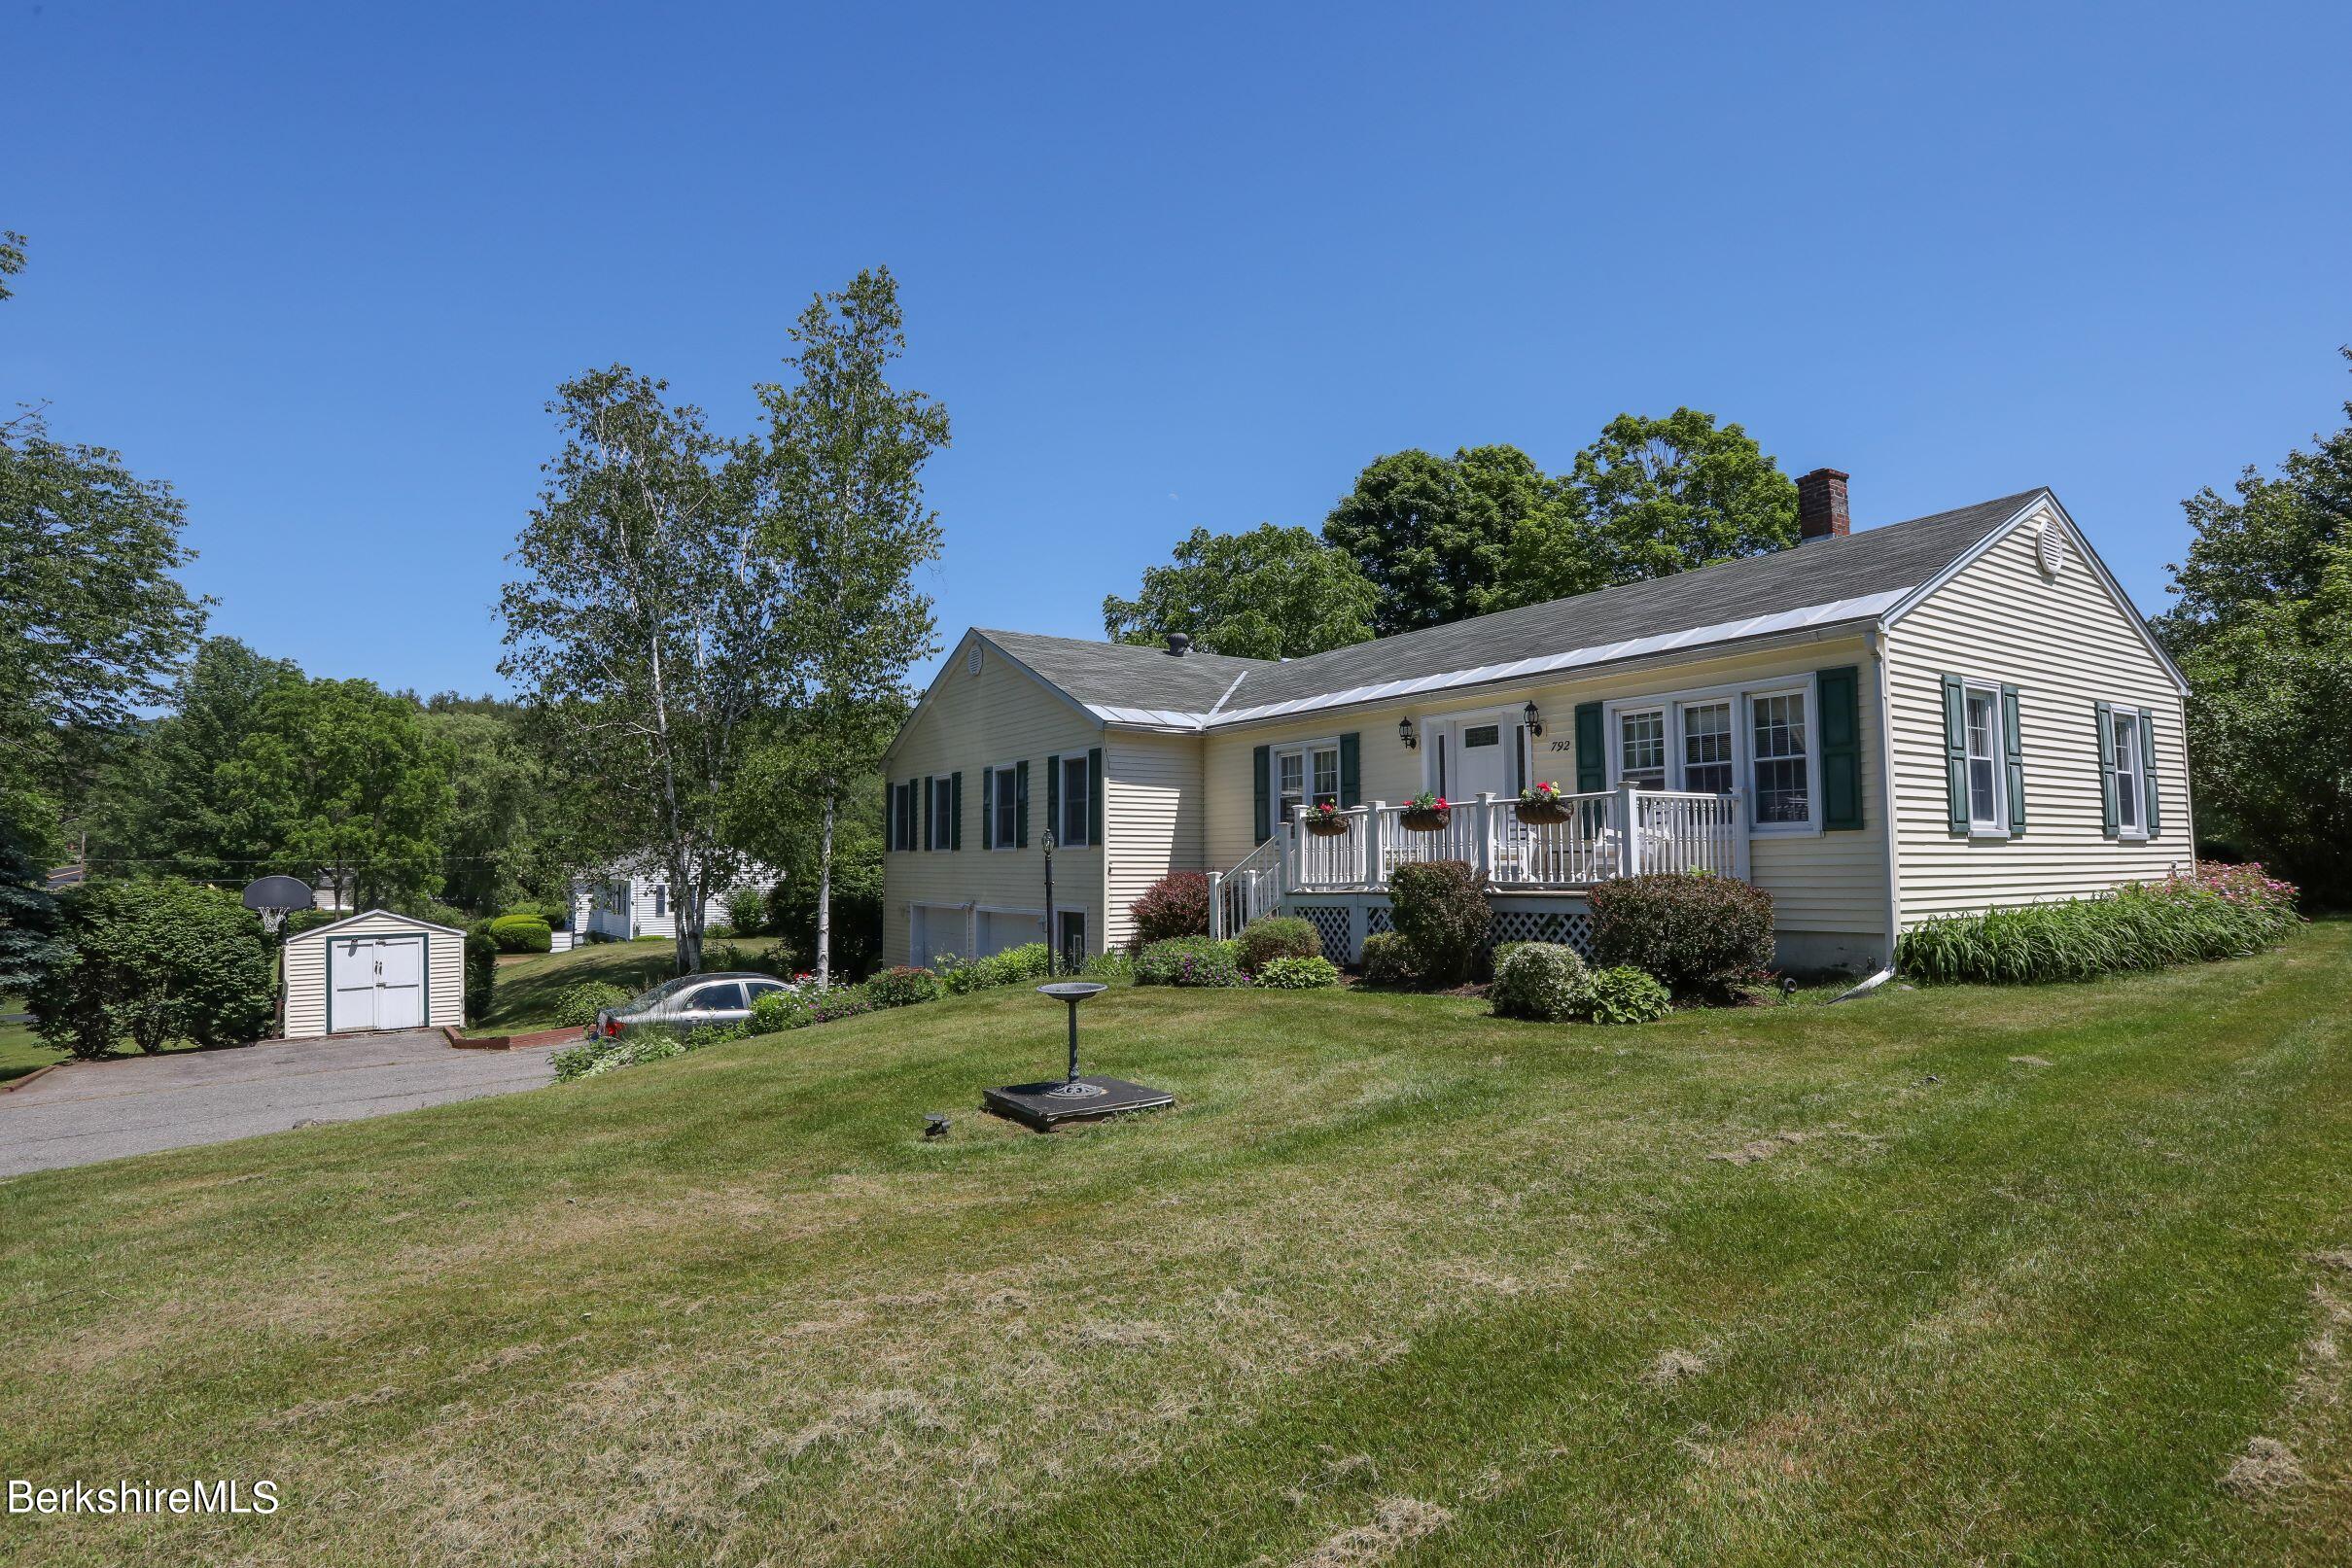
left=1367, top=800, right=1387, bottom=891
left=1475, top=793, right=1495, bottom=881
left=1281, top=821, right=1297, bottom=894
left=1207, top=869, right=1225, bottom=940
left=1618, top=784, right=1642, bottom=877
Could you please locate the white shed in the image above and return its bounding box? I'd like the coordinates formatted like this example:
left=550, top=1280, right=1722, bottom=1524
left=282, top=910, right=466, bottom=1038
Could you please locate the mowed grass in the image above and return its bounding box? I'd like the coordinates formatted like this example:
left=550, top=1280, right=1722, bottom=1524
left=3, top=926, right=2351, bottom=1566
left=476, top=935, right=792, bottom=1031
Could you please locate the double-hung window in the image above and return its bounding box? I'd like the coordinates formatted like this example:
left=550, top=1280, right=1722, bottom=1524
left=929, top=776, right=955, bottom=850
left=1680, top=701, right=1735, bottom=795
left=990, top=763, right=1018, bottom=849
left=1059, top=754, right=1090, bottom=847
left=1275, top=742, right=1340, bottom=823
left=2112, top=710, right=2144, bottom=837
left=1749, top=691, right=1811, bottom=824
left=1964, top=684, right=2005, bottom=832
left=1617, top=710, right=1667, bottom=789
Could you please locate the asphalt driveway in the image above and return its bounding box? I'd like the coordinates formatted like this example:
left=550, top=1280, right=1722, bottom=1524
left=0, top=1030, right=561, bottom=1179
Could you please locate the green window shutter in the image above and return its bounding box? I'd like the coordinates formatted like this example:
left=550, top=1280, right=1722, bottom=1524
left=1338, top=732, right=1361, bottom=808
left=1573, top=703, right=1604, bottom=792
left=980, top=767, right=994, bottom=850
left=1818, top=665, right=1862, bottom=830
left=1045, top=754, right=1061, bottom=846
left=885, top=781, right=897, bottom=852
left=1252, top=745, right=1271, bottom=845
left=1016, top=760, right=1030, bottom=847
left=2002, top=685, right=2025, bottom=834
left=1088, top=747, right=1104, bottom=847
left=2094, top=702, right=2118, bottom=836
left=951, top=771, right=964, bottom=851
left=2139, top=707, right=2160, bottom=837
left=922, top=775, right=933, bottom=850
left=1942, top=675, right=1968, bottom=836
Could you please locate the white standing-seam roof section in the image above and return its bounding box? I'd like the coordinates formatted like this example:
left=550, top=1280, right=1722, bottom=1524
left=1086, top=587, right=1911, bottom=730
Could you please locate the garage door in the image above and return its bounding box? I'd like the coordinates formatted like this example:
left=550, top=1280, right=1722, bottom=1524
left=978, top=909, right=1044, bottom=958
left=909, top=905, right=967, bottom=967
left=329, top=936, right=425, bottom=1032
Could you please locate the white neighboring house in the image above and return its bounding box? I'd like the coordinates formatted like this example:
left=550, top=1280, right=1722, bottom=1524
left=569, top=858, right=779, bottom=946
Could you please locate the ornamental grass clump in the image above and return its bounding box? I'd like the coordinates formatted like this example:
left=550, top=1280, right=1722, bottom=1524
left=1588, top=873, right=1774, bottom=999
left=1135, top=937, right=1248, bottom=987
left=1896, top=864, right=2299, bottom=985
left=1490, top=942, right=1593, bottom=1022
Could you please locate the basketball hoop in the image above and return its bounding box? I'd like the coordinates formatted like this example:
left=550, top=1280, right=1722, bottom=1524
left=242, top=875, right=315, bottom=936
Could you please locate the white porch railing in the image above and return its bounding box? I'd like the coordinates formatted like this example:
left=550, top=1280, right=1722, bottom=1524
left=1276, top=787, right=1747, bottom=895
left=1207, top=833, right=1285, bottom=940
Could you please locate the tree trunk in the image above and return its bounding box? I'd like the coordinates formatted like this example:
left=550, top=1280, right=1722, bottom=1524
left=673, top=853, right=703, bottom=976
left=815, top=789, right=835, bottom=988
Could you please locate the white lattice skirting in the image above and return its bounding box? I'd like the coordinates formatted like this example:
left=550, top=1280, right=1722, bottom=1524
left=1271, top=894, right=1594, bottom=964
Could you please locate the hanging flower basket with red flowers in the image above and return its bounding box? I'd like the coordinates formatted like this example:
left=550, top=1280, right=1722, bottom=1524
left=1399, top=790, right=1451, bottom=832
left=1301, top=801, right=1352, bottom=838
left=1515, top=780, right=1571, bottom=825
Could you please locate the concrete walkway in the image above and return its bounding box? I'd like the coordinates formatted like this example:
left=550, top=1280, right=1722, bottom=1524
left=0, top=1030, right=560, bottom=1179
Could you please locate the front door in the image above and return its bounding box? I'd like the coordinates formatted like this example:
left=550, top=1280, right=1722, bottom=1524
left=1450, top=719, right=1511, bottom=800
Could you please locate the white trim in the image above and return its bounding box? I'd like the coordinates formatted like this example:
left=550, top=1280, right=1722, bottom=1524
left=1085, top=591, right=1908, bottom=732
left=1957, top=677, right=2011, bottom=839
left=1052, top=751, right=1094, bottom=849
left=1870, top=628, right=1902, bottom=959
left=984, top=759, right=1021, bottom=852
left=1882, top=493, right=2190, bottom=696
left=283, top=908, right=467, bottom=944
left=2104, top=700, right=2153, bottom=843
left=1742, top=678, right=1823, bottom=836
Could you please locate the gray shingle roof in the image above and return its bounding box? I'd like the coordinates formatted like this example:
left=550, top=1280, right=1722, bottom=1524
left=979, top=489, right=2045, bottom=725
left=977, top=628, right=1270, bottom=714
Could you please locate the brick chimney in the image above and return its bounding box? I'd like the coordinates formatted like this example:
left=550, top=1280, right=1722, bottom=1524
left=1796, top=468, right=1850, bottom=542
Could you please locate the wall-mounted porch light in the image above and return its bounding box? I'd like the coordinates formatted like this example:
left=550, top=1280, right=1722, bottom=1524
left=1523, top=700, right=1544, bottom=737
left=1398, top=715, right=1418, bottom=750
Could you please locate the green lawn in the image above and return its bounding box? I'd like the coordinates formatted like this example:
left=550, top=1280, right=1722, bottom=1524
left=476, top=934, right=793, bottom=1032
left=3, top=925, right=2349, bottom=1565
left=0, top=1010, right=53, bottom=1084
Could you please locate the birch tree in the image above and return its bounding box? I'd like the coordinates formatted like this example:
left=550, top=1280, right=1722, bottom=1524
left=499, top=369, right=788, bottom=974
left=750, top=268, right=948, bottom=986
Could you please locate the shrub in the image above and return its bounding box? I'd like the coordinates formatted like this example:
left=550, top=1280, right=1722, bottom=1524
left=939, top=943, right=1054, bottom=994
left=1387, top=860, right=1491, bottom=986
left=553, top=981, right=631, bottom=1028
left=1256, top=955, right=1340, bottom=990
left=680, top=1021, right=749, bottom=1051
left=485, top=914, right=552, bottom=954
left=1586, top=965, right=1671, bottom=1025
left=807, top=986, right=874, bottom=1023
left=725, top=885, right=769, bottom=936
left=403, top=899, right=475, bottom=932
left=1490, top=942, right=1592, bottom=1022
left=1356, top=930, right=1418, bottom=988
left=750, top=989, right=811, bottom=1033
left=1588, top=873, right=1775, bottom=998
left=1896, top=863, right=2299, bottom=984
left=864, top=966, right=940, bottom=1008
left=30, top=878, right=277, bottom=1058
left=1237, top=915, right=1320, bottom=974
left=705, top=923, right=737, bottom=941
left=552, top=1033, right=685, bottom=1082
left=1081, top=949, right=1138, bottom=983
left=464, top=926, right=497, bottom=1020
left=1128, top=871, right=1211, bottom=948
left=282, top=908, right=338, bottom=937
left=1135, top=936, right=1248, bottom=987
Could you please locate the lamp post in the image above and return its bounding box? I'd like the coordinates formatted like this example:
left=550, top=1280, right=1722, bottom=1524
left=1040, top=828, right=1057, bottom=976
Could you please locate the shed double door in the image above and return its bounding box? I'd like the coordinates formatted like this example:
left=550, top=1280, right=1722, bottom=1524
left=330, top=936, right=424, bottom=1031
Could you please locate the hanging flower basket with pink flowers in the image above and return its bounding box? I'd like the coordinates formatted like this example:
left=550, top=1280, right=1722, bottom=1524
left=1515, top=780, right=1571, bottom=825
left=1398, top=790, right=1451, bottom=832
left=1300, top=801, right=1352, bottom=838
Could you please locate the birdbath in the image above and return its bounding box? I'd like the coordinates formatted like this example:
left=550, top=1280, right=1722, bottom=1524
left=1036, top=981, right=1108, bottom=1098
left=979, top=981, right=1174, bottom=1132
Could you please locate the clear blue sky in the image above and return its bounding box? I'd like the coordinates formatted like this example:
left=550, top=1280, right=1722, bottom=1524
left=7, top=1, right=2347, bottom=697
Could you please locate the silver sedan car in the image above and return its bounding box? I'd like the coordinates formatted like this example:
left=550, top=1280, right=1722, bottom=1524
left=591, top=971, right=798, bottom=1040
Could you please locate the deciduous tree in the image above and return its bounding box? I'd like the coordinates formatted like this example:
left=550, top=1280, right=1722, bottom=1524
left=1321, top=445, right=1573, bottom=635
left=1103, top=523, right=1375, bottom=658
